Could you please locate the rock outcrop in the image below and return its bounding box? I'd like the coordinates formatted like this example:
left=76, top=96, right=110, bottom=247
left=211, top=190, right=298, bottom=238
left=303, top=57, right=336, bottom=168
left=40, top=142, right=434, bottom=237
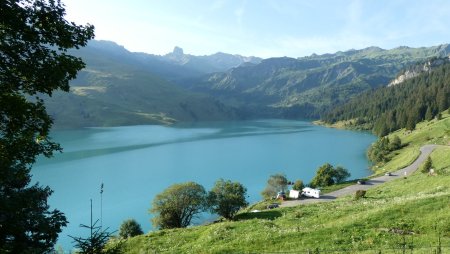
left=389, top=56, right=450, bottom=86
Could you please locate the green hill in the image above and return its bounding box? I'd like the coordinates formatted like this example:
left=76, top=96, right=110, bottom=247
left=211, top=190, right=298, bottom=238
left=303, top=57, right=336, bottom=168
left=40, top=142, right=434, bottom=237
left=44, top=41, right=241, bottom=128
left=107, top=114, right=450, bottom=253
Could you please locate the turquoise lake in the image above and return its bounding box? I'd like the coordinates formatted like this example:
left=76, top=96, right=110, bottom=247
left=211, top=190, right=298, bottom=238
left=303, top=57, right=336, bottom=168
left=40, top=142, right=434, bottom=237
left=32, top=120, right=376, bottom=251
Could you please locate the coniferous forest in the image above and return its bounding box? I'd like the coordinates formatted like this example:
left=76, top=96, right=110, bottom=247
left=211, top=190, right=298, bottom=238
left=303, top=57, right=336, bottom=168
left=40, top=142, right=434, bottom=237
left=322, top=60, right=450, bottom=136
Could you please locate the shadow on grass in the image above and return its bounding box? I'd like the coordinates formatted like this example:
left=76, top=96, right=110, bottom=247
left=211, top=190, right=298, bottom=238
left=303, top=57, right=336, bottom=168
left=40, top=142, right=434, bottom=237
left=235, top=210, right=282, bottom=221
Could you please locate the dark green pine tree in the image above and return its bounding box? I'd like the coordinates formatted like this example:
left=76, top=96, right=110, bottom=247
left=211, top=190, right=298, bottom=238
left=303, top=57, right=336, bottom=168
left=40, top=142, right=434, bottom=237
left=405, top=114, right=417, bottom=131
left=425, top=106, right=433, bottom=121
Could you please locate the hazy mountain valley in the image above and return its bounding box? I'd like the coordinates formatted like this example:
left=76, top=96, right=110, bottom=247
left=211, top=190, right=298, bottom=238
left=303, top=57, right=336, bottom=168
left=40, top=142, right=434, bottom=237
left=45, top=41, right=450, bottom=128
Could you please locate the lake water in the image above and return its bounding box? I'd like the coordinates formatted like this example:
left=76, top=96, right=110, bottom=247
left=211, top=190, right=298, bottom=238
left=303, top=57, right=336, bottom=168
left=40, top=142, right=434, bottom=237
left=32, top=119, right=376, bottom=251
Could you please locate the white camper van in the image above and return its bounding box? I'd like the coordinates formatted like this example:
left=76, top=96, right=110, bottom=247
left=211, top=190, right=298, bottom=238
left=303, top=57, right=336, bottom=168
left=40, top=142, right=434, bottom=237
left=288, top=189, right=301, bottom=199
left=301, top=187, right=320, bottom=198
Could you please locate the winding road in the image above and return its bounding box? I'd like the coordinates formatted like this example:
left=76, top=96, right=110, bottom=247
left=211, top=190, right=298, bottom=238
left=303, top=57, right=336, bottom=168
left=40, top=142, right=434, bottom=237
left=281, top=144, right=441, bottom=208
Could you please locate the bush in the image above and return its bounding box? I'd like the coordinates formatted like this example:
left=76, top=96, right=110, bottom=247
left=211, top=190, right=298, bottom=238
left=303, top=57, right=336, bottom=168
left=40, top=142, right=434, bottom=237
left=354, top=190, right=366, bottom=200
left=421, top=157, right=433, bottom=173
left=119, top=219, right=143, bottom=238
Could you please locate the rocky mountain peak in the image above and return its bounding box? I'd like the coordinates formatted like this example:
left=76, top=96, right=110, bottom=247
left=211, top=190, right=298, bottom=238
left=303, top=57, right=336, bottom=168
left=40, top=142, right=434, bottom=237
left=172, top=46, right=184, bottom=56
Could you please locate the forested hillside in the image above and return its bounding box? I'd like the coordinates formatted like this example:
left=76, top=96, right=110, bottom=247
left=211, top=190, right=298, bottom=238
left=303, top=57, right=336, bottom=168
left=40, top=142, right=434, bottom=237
left=322, top=60, right=450, bottom=136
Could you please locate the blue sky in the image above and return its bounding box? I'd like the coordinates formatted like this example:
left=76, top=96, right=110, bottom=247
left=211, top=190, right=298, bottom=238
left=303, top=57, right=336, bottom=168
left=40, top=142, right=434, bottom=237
left=63, top=0, right=450, bottom=58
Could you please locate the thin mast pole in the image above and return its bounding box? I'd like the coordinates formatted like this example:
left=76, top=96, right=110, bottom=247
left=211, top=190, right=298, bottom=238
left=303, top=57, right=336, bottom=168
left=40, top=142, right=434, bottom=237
left=90, top=198, right=93, bottom=239
left=100, top=183, right=104, bottom=229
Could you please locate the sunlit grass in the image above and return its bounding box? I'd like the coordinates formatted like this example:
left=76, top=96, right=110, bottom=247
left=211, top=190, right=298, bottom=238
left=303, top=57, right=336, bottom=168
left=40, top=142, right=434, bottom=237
left=373, top=112, right=450, bottom=174
left=115, top=171, right=450, bottom=253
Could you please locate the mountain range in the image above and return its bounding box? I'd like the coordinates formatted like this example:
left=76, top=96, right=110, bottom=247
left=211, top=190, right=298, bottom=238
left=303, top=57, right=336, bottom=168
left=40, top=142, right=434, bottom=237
left=181, top=44, right=450, bottom=118
left=44, top=40, right=450, bottom=128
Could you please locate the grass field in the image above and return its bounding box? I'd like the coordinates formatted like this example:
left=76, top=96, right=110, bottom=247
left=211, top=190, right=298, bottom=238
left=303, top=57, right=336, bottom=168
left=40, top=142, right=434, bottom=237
left=111, top=171, right=449, bottom=253
left=109, top=114, right=450, bottom=253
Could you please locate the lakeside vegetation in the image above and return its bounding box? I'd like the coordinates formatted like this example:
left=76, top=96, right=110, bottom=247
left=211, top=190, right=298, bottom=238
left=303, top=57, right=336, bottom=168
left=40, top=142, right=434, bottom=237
left=111, top=169, right=449, bottom=253
left=107, top=114, right=450, bottom=253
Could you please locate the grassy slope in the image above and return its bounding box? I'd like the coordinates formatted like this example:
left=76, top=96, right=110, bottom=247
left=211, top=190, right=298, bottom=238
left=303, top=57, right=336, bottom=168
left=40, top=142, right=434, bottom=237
left=373, top=111, right=450, bottom=175
left=116, top=173, right=449, bottom=253
left=113, top=115, right=450, bottom=253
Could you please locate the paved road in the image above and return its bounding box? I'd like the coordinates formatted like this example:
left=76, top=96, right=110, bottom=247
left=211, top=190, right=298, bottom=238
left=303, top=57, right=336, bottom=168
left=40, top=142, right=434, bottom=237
left=281, top=144, right=441, bottom=207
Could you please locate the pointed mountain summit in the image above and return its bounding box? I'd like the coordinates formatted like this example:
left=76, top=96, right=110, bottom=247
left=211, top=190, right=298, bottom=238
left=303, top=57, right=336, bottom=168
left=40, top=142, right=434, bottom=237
left=172, top=46, right=184, bottom=56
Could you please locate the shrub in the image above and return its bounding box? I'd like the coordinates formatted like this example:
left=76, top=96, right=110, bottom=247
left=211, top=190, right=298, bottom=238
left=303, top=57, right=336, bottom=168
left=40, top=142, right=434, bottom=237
left=421, top=157, right=433, bottom=173
left=354, top=190, right=366, bottom=200
left=119, top=219, right=143, bottom=238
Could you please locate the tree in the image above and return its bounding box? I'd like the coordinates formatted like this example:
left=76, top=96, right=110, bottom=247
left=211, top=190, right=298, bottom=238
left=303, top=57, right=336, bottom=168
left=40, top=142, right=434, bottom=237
left=368, top=137, right=391, bottom=163
left=292, top=179, right=305, bottom=191
left=405, top=115, right=417, bottom=131
left=310, top=163, right=351, bottom=188
left=425, top=106, right=433, bottom=121
left=70, top=220, right=115, bottom=254
left=0, top=0, right=94, bottom=252
left=334, top=166, right=351, bottom=183
left=389, top=135, right=402, bottom=151
left=310, top=163, right=335, bottom=188
left=119, top=219, right=143, bottom=238
left=422, top=156, right=433, bottom=173
left=208, top=179, right=248, bottom=220
left=150, top=182, right=207, bottom=229
left=261, top=173, right=288, bottom=200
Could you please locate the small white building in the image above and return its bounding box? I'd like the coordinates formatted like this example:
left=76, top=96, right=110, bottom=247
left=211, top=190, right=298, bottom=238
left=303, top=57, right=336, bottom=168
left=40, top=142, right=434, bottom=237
left=289, top=189, right=301, bottom=199
left=301, top=187, right=320, bottom=198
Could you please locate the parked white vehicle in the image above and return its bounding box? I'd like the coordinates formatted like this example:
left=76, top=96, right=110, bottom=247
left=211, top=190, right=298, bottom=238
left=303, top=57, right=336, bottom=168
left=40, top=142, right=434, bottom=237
left=288, top=189, right=301, bottom=199
left=301, top=187, right=320, bottom=198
